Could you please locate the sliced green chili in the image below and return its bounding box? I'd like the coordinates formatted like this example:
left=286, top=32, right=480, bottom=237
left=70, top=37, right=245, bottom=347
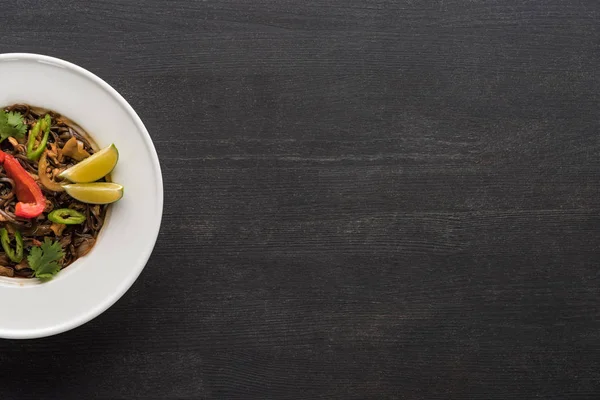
left=0, top=228, right=23, bottom=263
left=26, top=114, right=52, bottom=161
left=48, top=208, right=86, bottom=225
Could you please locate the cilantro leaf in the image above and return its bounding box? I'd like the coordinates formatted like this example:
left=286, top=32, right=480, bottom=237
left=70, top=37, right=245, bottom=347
left=6, top=112, right=27, bottom=136
left=28, top=238, right=65, bottom=280
left=0, top=111, right=27, bottom=143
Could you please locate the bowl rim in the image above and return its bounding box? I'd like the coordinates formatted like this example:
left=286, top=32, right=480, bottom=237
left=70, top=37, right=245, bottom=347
left=0, top=53, right=163, bottom=339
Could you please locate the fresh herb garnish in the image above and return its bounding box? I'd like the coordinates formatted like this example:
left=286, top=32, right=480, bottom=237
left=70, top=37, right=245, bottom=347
left=28, top=238, right=65, bottom=280
left=0, top=111, right=27, bottom=142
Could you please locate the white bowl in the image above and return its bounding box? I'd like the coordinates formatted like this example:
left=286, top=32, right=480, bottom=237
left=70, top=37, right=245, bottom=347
left=0, top=53, right=163, bottom=339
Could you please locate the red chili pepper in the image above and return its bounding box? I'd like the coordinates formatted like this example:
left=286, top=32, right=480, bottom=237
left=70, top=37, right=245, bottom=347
left=0, top=150, right=46, bottom=218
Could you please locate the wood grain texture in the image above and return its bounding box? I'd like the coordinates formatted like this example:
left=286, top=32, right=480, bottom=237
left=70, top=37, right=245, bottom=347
left=0, top=0, right=599, bottom=398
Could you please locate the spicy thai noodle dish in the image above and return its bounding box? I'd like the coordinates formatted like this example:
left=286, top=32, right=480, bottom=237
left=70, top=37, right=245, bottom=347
left=0, top=104, right=123, bottom=280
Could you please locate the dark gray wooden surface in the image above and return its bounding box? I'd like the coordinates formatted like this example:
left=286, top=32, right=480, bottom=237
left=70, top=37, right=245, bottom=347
left=0, top=1, right=599, bottom=399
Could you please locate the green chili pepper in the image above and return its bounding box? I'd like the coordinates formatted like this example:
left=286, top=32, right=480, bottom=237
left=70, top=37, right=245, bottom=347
left=26, top=114, right=52, bottom=161
left=47, top=208, right=86, bottom=225
left=0, top=228, right=23, bottom=263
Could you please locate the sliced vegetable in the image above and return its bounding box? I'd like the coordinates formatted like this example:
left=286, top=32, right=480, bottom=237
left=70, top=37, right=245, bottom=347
left=62, top=137, right=90, bottom=161
left=48, top=208, right=86, bottom=225
left=0, top=228, right=23, bottom=263
left=38, top=152, right=65, bottom=192
left=28, top=237, right=64, bottom=280
left=59, top=143, right=118, bottom=183
left=50, top=223, right=66, bottom=236
left=0, top=266, right=14, bottom=277
left=63, top=182, right=123, bottom=204
left=0, top=151, right=46, bottom=218
left=26, top=114, right=52, bottom=160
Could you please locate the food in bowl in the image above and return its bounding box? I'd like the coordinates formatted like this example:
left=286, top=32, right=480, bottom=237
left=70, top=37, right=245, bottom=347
left=0, top=104, right=123, bottom=280
left=0, top=53, right=162, bottom=339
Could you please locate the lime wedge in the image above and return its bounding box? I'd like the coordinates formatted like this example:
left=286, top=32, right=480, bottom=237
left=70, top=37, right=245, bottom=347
left=63, top=183, right=124, bottom=204
left=59, top=144, right=119, bottom=183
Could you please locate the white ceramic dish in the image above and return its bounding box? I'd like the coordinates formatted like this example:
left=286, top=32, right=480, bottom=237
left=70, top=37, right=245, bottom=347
left=0, top=53, right=163, bottom=339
